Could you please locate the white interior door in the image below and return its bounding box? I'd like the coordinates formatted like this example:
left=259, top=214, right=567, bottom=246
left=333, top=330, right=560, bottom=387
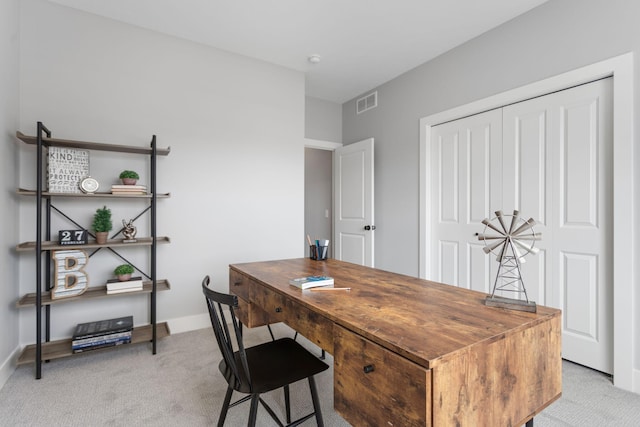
left=430, top=79, right=613, bottom=373
left=333, top=138, right=374, bottom=266
left=430, top=109, right=502, bottom=292
left=506, top=79, right=613, bottom=374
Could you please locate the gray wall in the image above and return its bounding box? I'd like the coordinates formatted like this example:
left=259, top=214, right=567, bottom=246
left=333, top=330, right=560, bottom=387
left=15, top=0, right=305, bottom=347
left=343, top=0, right=640, bottom=276
left=0, top=0, right=20, bottom=385
left=305, top=96, right=342, bottom=142
left=342, top=0, right=640, bottom=389
left=304, top=96, right=341, bottom=257
left=304, top=148, right=332, bottom=256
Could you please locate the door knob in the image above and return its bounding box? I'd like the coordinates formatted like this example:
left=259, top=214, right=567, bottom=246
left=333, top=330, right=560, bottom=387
left=364, top=225, right=376, bottom=231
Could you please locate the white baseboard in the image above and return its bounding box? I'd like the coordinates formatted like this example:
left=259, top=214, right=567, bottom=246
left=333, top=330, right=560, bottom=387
left=0, top=346, right=21, bottom=391
left=165, top=313, right=210, bottom=335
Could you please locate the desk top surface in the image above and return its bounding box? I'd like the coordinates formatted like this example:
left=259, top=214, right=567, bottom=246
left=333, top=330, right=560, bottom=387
left=230, top=258, right=561, bottom=369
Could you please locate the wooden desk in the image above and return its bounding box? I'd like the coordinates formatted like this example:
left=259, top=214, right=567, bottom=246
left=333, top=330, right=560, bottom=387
left=229, top=258, right=561, bottom=427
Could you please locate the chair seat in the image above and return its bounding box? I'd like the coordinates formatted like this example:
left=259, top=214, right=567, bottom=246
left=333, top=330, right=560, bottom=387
left=219, top=337, right=329, bottom=395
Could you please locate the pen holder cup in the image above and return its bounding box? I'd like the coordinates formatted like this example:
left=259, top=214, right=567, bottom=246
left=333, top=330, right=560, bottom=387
left=309, top=245, right=328, bottom=261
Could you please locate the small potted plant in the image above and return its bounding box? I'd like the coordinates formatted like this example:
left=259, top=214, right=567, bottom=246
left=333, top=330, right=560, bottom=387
left=119, top=170, right=140, bottom=185
left=114, top=264, right=135, bottom=281
left=92, top=205, right=112, bottom=244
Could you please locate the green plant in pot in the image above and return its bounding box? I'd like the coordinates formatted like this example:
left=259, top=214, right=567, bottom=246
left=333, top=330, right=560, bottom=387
left=92, top=205, right=112, bottom=244
left=119, top=170, right=140, bottom=185
left=114, top=264, right=135, bottom=281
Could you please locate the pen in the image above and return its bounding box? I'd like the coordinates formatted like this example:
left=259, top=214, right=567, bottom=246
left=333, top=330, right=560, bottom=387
left=310, top=287, right=351, bottom=291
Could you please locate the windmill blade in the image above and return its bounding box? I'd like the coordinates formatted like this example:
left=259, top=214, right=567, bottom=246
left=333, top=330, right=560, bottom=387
left=512, top=218, right=536, bottom=236
left=477, top=233, right=507, bottom=241
left=483, top=238, right=506, bottom=254
left=508, top=210, right=520, bottom=234
left=482, top=218, right=506, bottom=235
left=513, top=233, right=542, bottom=241
left=495, top=210, right=509, bottom=234
left=511, top=242, right=527, bottom=263
left=514, top=238, right=540, bottom=255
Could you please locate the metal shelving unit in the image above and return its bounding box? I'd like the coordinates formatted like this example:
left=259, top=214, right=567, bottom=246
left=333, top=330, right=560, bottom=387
left=16, top=123, right=171, bottom=378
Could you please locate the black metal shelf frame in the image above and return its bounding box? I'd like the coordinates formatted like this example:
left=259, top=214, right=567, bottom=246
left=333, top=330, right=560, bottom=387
left=29, top=122, right=165, bottom=378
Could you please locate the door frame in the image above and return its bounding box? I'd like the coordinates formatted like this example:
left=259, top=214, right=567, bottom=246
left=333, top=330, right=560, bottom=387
left=304, top=138, right=343, bottom=255
left=419, top=53, right=635, bottom=392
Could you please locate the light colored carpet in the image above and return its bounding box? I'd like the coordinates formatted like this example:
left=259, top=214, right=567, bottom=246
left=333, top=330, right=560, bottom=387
left=1, top=324, right=639, bottom=426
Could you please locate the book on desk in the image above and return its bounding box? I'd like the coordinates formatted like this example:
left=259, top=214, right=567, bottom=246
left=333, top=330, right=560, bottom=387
left=289, top=276, right=334, bottom=289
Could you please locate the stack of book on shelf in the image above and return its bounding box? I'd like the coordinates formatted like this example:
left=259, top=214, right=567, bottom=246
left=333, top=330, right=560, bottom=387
left=106, top=276, right=144, bottom=294
left=111, top=184, right=147, bottom=195
left=71, top=315, right=133, bottom=353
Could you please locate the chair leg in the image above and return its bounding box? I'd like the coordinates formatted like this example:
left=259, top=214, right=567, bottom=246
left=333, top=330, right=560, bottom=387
left=217, top=386, right=234, bottom=427
left=284, top=384, right=291, bottom=423
left=248, top=394, right=260, bottom=427
left=308, top=376, right=324, bottom=427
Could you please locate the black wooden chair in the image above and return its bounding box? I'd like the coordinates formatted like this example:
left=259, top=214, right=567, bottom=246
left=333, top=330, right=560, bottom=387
left=202, top=276, right=329, bottom=426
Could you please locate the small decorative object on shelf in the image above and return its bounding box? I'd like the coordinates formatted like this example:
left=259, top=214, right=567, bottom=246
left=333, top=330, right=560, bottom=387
left=121, top=219, right=137, bottom=243
left=47, top=146, right=89, bottom=193
left=51, top=249, right=89, bottom=299
left=119, top=170, right=139, bottom=185
left=92, top=205, right=112, bottom=244
left=477, top=209, right=541, bottom=312
left=58, top=229, right=88, bottom=246
left=114, top=264, right=134, bottom=282
left=79, top=176, right=99, bottom=194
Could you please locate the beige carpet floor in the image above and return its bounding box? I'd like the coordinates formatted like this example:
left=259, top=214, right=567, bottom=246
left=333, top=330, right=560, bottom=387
left=1, top=323, right=639, bottom=426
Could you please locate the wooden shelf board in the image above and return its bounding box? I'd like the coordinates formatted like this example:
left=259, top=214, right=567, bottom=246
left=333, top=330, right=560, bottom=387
left=16, top=188, right=170, bottom=199
left=16, top=131, right=170, bottom=156
left=17, top=322, right=171, bottom=365
left=16, top=236, right=171, bottom=252
left=16, top=280, right=171, bottom=308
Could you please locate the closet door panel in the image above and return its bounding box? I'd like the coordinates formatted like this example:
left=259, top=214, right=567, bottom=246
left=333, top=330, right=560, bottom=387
left=431, top=109, right=502, bottom=289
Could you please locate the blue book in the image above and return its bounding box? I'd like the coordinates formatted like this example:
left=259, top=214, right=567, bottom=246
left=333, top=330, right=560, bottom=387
left=289, top=276, right=334, bottom=289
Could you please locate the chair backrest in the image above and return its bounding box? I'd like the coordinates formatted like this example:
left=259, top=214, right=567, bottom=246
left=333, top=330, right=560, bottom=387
left=202, top=276, right=251, bottom=389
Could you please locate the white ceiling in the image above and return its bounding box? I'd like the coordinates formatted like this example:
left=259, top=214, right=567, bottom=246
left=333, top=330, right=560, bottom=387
left=49, top=0, right=549, bottom=104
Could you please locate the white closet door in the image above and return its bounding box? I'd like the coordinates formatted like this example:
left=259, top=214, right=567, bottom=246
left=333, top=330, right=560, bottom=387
left=430, top=78, right=612, bottom=374
left=430, top=109, right=502, bottom=292
left=504, top=78, right=613, bottom=374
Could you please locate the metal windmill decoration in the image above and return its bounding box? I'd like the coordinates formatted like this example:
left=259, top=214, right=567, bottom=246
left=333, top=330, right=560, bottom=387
left=477, top=210, right=541, bottom=312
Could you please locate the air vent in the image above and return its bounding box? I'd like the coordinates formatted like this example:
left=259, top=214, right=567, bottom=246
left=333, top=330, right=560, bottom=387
left=356, top=91, right=377, bottom=114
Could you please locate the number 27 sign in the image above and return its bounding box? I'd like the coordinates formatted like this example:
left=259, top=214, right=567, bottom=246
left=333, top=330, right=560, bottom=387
left=58, top=229, right=88, bottom=245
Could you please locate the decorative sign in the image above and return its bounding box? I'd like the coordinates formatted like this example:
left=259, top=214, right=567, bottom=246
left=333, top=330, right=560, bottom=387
left=51, top=250, right=89, bottom=299
left=47, top=147, right=89, bottom=193
left=58, top=229, right=88, bottom=246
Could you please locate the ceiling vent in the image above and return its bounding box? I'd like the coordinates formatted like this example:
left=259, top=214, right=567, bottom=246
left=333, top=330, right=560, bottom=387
left=356, top=91, right=377, bottom=114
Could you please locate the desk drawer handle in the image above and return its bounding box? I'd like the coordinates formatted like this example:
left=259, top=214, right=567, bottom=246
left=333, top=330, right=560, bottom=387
left=363, top=364, right=374, bottom=374
left=275, top=307, right=282, bottom=313
left=233, top=281, right=242, bottom=286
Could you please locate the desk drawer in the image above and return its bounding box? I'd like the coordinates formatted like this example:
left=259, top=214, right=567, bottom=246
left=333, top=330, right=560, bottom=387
left=334, top=325, right=431, bottom=427
left=235, top=296, right=270, bottom=328
left=252, top=284, right=333, bottom=353
left=285, top=299, right=333, bottom=354
left=229, top=269, right=251, bottom=301
left=252, top=283, right=287, bottom=324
